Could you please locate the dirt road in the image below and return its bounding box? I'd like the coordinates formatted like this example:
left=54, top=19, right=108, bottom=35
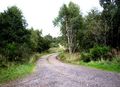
left=1, top=53, right=120, bottom=87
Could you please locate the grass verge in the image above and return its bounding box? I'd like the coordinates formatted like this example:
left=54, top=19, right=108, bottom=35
left=0, top=50, right=52, bottom=84
left=0, top=63, right=35, bottom=83
left=80, top=61, right=120, bottom=73
left=59, top=52, right=120, bottom=73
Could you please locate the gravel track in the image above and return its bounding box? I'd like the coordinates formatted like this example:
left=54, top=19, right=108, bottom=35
left=0, top=53, right=120, bottom=87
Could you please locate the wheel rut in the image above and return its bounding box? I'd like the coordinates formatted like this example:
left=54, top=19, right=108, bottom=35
left=0, top=53, right=120, bottom=87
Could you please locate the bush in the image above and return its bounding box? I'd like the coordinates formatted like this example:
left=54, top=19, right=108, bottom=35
left=90, top=45, right=111, bottom=61
left=14, top=44, right=31, bottom=62
left=5, top=43, right=17, bottom=61
left=0, top=54, right=7, bottom=67
left=80, top=52, right=92, bottom=62
left=59, top=52, right=65, bottom=61
left=80, top=45, right=112, bottom=62
left=1, top=43, right=31, bottom=64
left=112, top=56, right=120, bottom=65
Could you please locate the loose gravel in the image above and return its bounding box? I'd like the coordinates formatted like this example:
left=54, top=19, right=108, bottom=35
left=0, top=53, right=120, bottom=87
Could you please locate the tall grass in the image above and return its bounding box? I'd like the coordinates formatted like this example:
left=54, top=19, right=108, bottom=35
left=0, top=47, right=60, bottom=84
left=59, top=52, right=120, bottom=73
left=59, top=52, right=80, bottom=64
left=80, top=59, right=120, bottom=73
left=0, top=51, right=50, bottom=84
left=0, top=63, right=35, bottom=83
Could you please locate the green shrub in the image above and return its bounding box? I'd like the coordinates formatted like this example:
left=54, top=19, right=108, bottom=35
left=14, top=44, right=31, bottom=62
left=5, top=43, right=17, bottom=61
left=3, top=43, right=31, bottom=63
left=80, top=45, right=112, bottom=62
left=0, top=54, right=7, bottom=67
left=59, top=52, right=65, bottom=61
left=90, top=45, right=111, bottom=61
left=112, top=56, right=120, bottom=65
left=0, top=63, right=35, bottom=83
left=80, top=52, right=92, bottom=62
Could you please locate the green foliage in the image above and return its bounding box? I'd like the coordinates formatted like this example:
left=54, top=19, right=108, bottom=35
left=80, top=45, right=111, bottom=62
left=0, top=54, right=7, bottom=67
left=0, top=50, right=53, bottom=83
left=59, top=52, right=66, bottom=61
left=5, top=43, right=17, bottom=60
left=59, top=52, right=80, bottom=63
left=90, top=45, right=111, bottom=60
left=0, top=6, right=51, bottom=67
left=0, top=63, right=34, bottom=83
left=80, top=53, right=92, bottom=62
left=29, top=28, right=40, bottom=51
left=53, top=2, right=83, bottom=53
left=77, top=8, right=107, bottom=50
left=51, top=36, right=66, bottom=47
left=99, top=0, right=120, bottom=48
left=112, top=56, right=120, bottom=66
left=0, top=6, right=28, bottom=45
left=59, top=52, right=120, bottom=73
left=28, top=28, right=50, bottom=53
left=14, top=44, right=31, bottom=62
left=80, top=59, right=120, bottom=73
left=37, top=37, right=50, bottom=52
left=57, top=1, right=120, bottom=73
left=1, top=43, right=31, bottom=64
left=0, top=6, right=31, bottom=65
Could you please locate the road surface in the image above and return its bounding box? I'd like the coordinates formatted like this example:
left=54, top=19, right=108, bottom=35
left=1, top=53, right=120, bottom=87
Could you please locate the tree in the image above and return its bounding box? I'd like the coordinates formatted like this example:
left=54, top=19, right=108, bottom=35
left=44, top=34, right=53, bottom=43
left=28, top=28, right=40, bottom=51
left=80, top=9, right=106, bottom=49
left=0, top=6, right=30, bottom=63
left=99, top=0, right=120, bottom=49
left=53, top=2, right=83, bottom=53
left=28, top=28, right=50, bottom=52
left=0, top=6, right=51, bottom=66
left=0, top=6, right=28, bottom=46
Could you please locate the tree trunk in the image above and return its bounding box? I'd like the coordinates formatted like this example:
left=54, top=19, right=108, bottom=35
left=66, top=21, right=76, bottom=54
left=66, top=21, right=72, bottom=54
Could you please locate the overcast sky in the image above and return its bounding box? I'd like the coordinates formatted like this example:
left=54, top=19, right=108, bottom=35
left=0, top=0, right=102, bottom=37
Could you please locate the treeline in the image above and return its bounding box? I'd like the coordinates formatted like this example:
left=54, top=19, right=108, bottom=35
left=0, top=6, right=50, bottom=67
left=54, top=0, right=120, bottom=61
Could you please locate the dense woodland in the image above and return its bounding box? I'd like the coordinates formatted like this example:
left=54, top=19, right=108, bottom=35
left=54, top=0, right=120, bottom=62
left=0, top=6, right=51, bottom=67
left=0, top=0, right=120, bottom=84
left=0, top=0, right=120, bottom=68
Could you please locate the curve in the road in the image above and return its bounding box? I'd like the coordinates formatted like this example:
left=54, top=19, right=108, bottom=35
left=0, top=53, right=120, bottom=87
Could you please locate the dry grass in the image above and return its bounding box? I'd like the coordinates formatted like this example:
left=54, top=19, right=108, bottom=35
left=59, top=52, right=120, bottom=73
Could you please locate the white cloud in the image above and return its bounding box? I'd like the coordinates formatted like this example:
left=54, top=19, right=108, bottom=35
left=0, top=0, right=102, bottom=37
